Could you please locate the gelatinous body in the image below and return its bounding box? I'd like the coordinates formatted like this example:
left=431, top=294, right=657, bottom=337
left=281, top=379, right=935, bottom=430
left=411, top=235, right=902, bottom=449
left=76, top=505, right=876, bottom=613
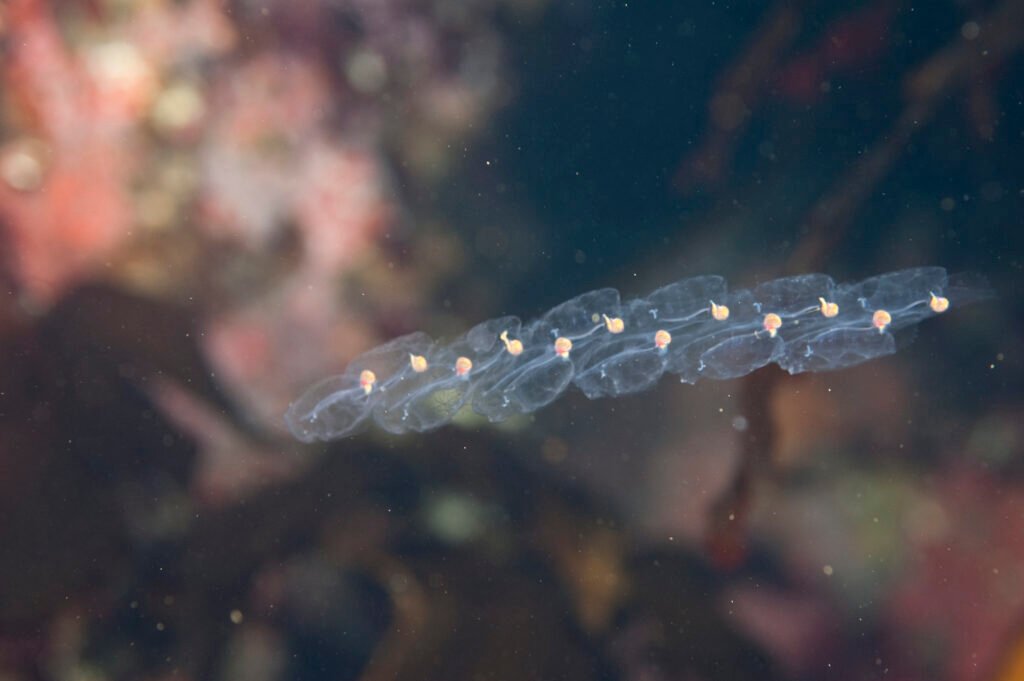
left=285, top=267, right=991, bottom=442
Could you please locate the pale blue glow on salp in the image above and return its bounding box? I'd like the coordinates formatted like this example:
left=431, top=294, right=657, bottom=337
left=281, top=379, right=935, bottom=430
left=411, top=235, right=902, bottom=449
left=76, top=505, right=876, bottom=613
left=285, top=267, right=991, bottom=442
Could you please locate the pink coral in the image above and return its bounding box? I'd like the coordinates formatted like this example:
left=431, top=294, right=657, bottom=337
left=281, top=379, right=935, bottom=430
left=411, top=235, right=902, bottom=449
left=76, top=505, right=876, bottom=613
left=885, top=467, right=1024, bottom=681
left=0, top=0, right=137, bottom=304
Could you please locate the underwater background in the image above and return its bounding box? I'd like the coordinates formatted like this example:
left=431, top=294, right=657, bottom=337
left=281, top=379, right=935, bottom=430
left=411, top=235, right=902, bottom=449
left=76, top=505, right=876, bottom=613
left=1, top=1, right=1022, bottom=679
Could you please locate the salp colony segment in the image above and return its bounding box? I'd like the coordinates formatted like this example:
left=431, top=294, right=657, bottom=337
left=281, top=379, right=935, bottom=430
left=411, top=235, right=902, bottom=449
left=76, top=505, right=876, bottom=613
left=286, top=267, right=991, bottom=442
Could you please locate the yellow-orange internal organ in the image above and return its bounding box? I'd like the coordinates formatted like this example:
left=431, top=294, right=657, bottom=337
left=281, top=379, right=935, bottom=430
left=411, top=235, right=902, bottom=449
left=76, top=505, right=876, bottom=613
left=554, top=337, right=573, bottom=359
left=500, top=330, right=524, bottom=356
left=603, top=314, right=625, bottom=334
left=872, top=309, right=892, bottom=332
